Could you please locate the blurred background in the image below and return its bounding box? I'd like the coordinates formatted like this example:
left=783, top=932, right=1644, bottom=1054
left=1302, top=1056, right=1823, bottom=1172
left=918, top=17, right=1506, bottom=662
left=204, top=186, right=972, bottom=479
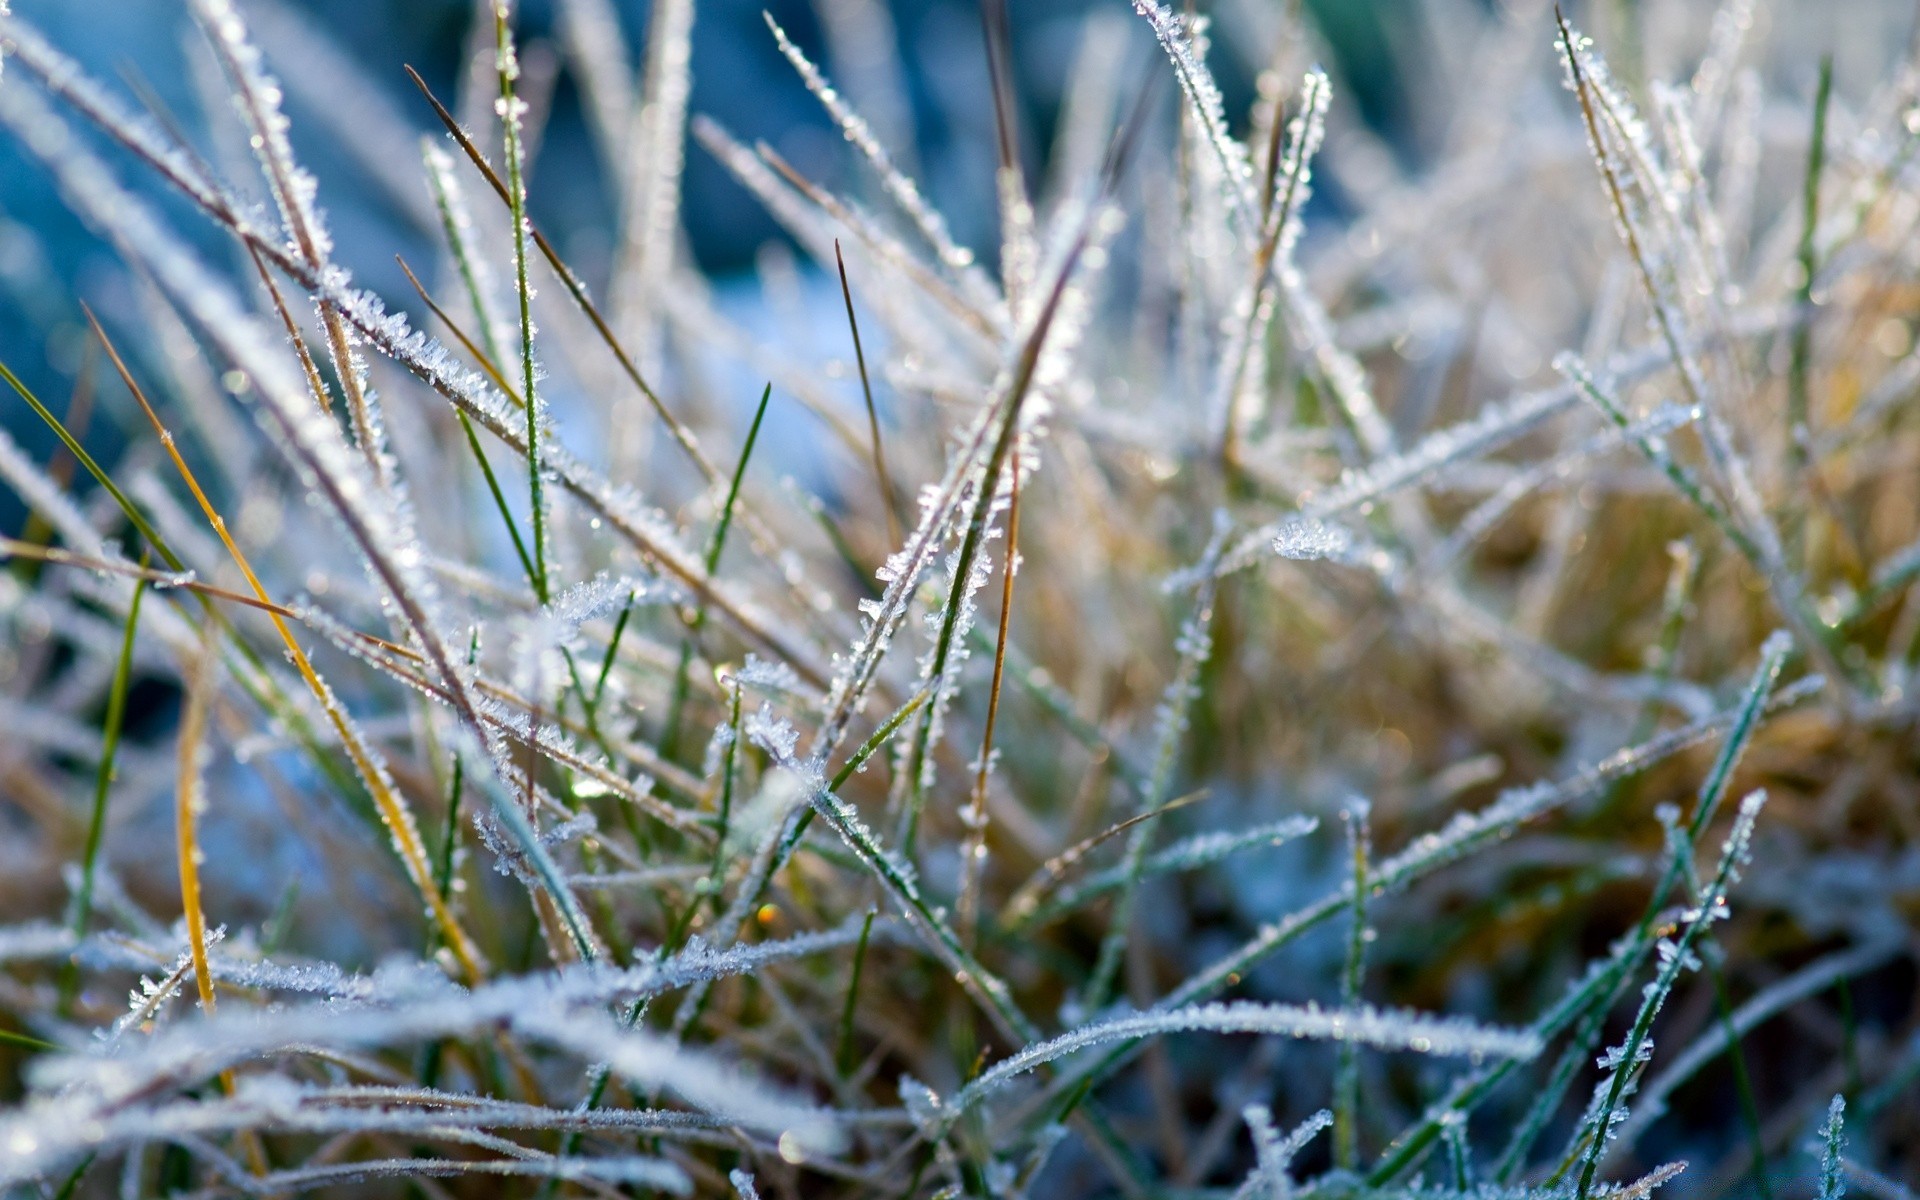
left=0, top=0, right=1420, bottom=529
left=2, top=0, right=1896, bottom=523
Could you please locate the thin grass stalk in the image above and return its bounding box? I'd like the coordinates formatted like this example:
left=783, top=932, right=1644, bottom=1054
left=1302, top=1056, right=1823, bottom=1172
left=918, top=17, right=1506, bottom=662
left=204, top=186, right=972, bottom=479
left=60, top=572, right=147, bottom=1013
left=492, top=0, right=548, bottom=603
left=1787, top=56, right=1834, bottom=501
left=895, top=223, right=1097, bottom=858
left=959, top=461, right=1021, bottom=944
left=835, top=239, right=900, bottom=549
left=1335, top=799, right=1373, bottom=1169
left=394, top=255, right=537, bottom=589
left=174, top=634, right=218, bottom=1023
left=661, top=383, right=772, bottom=764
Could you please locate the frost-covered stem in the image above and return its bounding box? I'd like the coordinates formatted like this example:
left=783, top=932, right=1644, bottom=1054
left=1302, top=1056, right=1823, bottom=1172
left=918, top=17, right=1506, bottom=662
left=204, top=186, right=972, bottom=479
left=896, top=224, right=1092, bottom=857
left=612, top=0, right=693, bottom=361
left=394, top=254, right=538, bottom=591
left=1572, top=790, right=1768, bottom=1198
left=1617, top=940, right=1897, bottom=1154
left=769, top=15, right=994, bottom=308
left=1335, top=800, right=1373, bottom=1169
left=1081, top=520, right=1227, bottom=1016
left=20, top=78, right=593, bottom=962
left=1816, top=1095, right=1846, bottom=1200
left=422, top=141, right=511, bottom=382
left=1558, top=15, right=1842, bottom=698
left=192, top=0, right=387, bottom=486
left=1219, top=69, right=1328, bottom=464
left=835, top=239, right=900, bottom=548
left=806, top=781, right=1040, bottom=1045
left=951, top=1001, right=1539, bottom=1119
left=494, top=0, right=548, bottom=603
left=1131, top=0, right=1256, bottom=231
left=669, top=687, right=929, bottom=1038
left=1558, top=13, right=1708, bottom=422
left=959, top=462, right=1021, bottom=944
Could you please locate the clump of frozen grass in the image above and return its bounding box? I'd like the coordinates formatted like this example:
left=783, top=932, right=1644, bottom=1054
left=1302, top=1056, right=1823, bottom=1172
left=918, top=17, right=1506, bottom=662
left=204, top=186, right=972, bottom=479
left=0, top=0, right=1917, bottom=1195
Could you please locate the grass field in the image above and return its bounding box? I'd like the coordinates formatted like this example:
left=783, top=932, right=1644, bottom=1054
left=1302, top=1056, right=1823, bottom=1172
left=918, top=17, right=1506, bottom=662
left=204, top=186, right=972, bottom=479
left=0, top=0, right=1917, bottom=1195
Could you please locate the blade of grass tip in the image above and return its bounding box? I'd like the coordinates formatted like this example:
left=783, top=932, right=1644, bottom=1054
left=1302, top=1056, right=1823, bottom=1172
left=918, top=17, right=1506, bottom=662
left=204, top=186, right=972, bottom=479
left=836, top=908, right=878, bottom=1079
left=662, top=383, right=771, bottom=762
left=981, top=0, right=1035, bottom=313
left=1335, top=799, right=1373, bottom=1170
left=835, top=239, right=900, bottom=549
left=1787, top=54, right=1832, bottom=533
left=1452, top=642, right=1795, bottom=1184
left=1476, top=545, right=1696, bottom=1179
left=60, top=570, right=147, bottom=1015
left=84, top=309, right=487, bottom=983
left=403, top=63, right=724, bottom=492
left=1000, top=791, right=1205, bottom=931
left=51, top=1155, right=95, bottom=1200
left=1445, top=1117, right=1472, bottom=1191
left=1557, top=10, right=1840, bottom=691
left=959, top=461, right=1020, bottom=944
left=493, top=0, right=549, bottom=604
left=392, top=253, right=521, bottom=401
left=1096, top=59, right=1159, bottom=201
left=1556, top=8, right=1702, bottom=414
left=245, top=243, right=333, bottom=417
left=1817, top=1096, right=1847, bottom=1200
left=704, top=384, right=770, bottom=575
left=0, top=1027, right=59, bottom=1054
